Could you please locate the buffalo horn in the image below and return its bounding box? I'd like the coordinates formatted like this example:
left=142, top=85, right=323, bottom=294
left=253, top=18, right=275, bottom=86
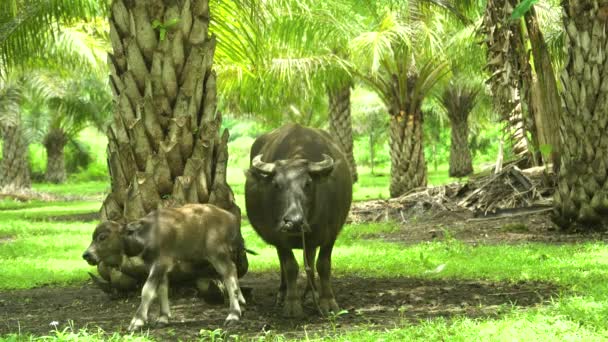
left=308, top=154, right=334, bottom=174
left=252, top=154, right=276, bottom=174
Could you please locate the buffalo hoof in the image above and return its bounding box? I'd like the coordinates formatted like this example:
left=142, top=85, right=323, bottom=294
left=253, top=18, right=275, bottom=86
left=156, top=315, right=169, bottom=326
left=224, top=313, right=240, bottom=326
left=283, top=299, right=304, bottom=318
left=319, top=297, right=340, bottom=316
left=302, top=287, right=319, bottom=303
left=275, top=290, right=286, bottom=307
left=128, top=317, right=146, bottom=332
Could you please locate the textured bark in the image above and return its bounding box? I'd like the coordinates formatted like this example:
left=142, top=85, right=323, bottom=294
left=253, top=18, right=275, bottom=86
left=441, top=84, right=477, bottom=178
left=449, top=120, right=473, bottom=178
left=482, top=0, right=533, bottom=160
left=103, top=0, right=237, bottom=221
left=525, top=7, right=562, bottom=166
left=389, top=109, right=427, bottom=198
left=553, top=1, right=608, bottom=230
left=328, top=84, right=358, bottom=183
left=327, top=84, right=358, bottom=182
left=0, top=122, right=30, bottom=189
left=99, top=0, right=245, bottom=288
left=43, top=128, right=68, bottom=184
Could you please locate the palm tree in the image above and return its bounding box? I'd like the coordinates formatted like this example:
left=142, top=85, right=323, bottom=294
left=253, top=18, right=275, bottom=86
left=1, top=1, right=106, bottom=189
left=440, top=81, right=478, bottom=177
left=2, top=0, right=248, bottom=288
left=0, top=0, right=104, bottom=72
left=97, top=0, right=241, bottom=225
left=327, top=79, right=358, bottom=182
left=482, top=0, right=563, bottom=166
left=35, top=23, right=110, bottom=183
left=40, top=74, right=111, bottom=183
left=523, top=3, right=562, bottom=166
left=553, top=0, right=608, bottom=230
left=213, top=0, right=362, bottom=181
left=1, top=16, right=110, bottom=185
left=0, top=74, right=29, bottom=189
left=350, top=9, right=449, bottom=197
left=482, top=0, right=532, bottom=161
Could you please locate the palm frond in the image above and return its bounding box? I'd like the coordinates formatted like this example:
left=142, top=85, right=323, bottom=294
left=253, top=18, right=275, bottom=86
left=439, top=80, right=480, bottom=122
left=534, top=0, right=564, bottom=70
left=212, top=0, right=359, bottom=120
left=0, top=0, right=107, bottom=71
left=0, top=73, right=22, bottom=128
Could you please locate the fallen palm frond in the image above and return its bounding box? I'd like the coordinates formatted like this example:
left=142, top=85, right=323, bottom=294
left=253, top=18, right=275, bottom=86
left=349, top=159, right=556, bottom=223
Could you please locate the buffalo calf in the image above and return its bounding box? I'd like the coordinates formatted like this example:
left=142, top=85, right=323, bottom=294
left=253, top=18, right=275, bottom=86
left=83, top=203, right=246, bottom=330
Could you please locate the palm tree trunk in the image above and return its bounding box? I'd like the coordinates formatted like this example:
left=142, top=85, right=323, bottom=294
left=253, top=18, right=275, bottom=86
left=553, top=1, right=608, bottom=230
left=103, top=0, right=237, bottom=221
left=483, top=0, right=534, bottom=161
left=43, top=128, right=68, bottom=184
left=99, top=0, right=247, bottom=288
left=389, top=110, right=427, bottom=197
left=449, top=120, right=473, bottom=177
left=328, top=84, right=358, bottom=182
left=0, top=122, right=30, bottom=189
left=525, top=7, right=562, bottom=167
left=369, top=132, right=375, bottom=175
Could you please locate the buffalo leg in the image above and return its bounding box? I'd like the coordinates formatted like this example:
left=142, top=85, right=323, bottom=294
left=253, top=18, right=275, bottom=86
left=157, top=273, right=170, bottom=325
left=129, top=263, right=165, bottom=331
left=317, top=243, right=339, bottom=315
left=277, top=247, right=303, bottom=318
left=301, top=246, right=318, bottom=303
left=208, top=253, right=244, bottom=324
left=275, top=249, right=287, bottom=306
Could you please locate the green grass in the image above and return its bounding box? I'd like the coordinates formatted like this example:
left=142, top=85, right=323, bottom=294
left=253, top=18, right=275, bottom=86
left=4, top=314, right=607, bottom=342
left=32, top=181, right=109, bottom=197
left=0, top=202, right=101, bottom=289
left=0, top=201, right=100, bottom=221
left=3, top=206, right=608, bottom=340
left=2, top=174, right=608, bottom=340
left=325, top=313, right=608, bottom=341
left=3, top=312, right=607, bottom=342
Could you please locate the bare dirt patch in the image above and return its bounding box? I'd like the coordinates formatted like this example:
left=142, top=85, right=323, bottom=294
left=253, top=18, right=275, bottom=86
left=350, top=202, right=608, bottom=245
left=0, top=273, right=557, bottom=340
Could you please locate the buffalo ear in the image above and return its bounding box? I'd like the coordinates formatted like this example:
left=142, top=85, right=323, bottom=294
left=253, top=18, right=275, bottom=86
left=246, top=168, right=273, bottom=181
left=124, top=221, right=143, bottom=236
left=102, top=220, right=125, bottom=234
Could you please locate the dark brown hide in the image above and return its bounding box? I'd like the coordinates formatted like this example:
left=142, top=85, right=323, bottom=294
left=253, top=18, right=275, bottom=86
left=245, top=123, right=352, bottom=317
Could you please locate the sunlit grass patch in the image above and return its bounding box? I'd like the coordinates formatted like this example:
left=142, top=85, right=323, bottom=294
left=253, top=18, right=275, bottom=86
left=325, top=313, right=608, bottom=342
left=0, top=201, right=100, bottom=221
left=32, top=181, right=109, bottom=197
left=5, top=312, right=605, bottom=342
left=0, top=221, right=94, bottom=289
left=0, top=199, right=49, bottom=211
left=1, top=327, right=153, bottom=342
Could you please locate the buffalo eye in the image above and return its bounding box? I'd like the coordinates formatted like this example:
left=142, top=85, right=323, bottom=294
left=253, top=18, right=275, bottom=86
left=272, top=180, right=282, bottom=190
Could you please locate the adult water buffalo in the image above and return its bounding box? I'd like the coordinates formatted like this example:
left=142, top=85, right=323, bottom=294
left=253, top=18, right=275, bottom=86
left=245, top=123, right=352, bottom=317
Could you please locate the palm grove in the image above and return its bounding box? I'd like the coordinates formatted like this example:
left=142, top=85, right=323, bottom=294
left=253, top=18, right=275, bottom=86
left=0, top=0, right=606, bottom=233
